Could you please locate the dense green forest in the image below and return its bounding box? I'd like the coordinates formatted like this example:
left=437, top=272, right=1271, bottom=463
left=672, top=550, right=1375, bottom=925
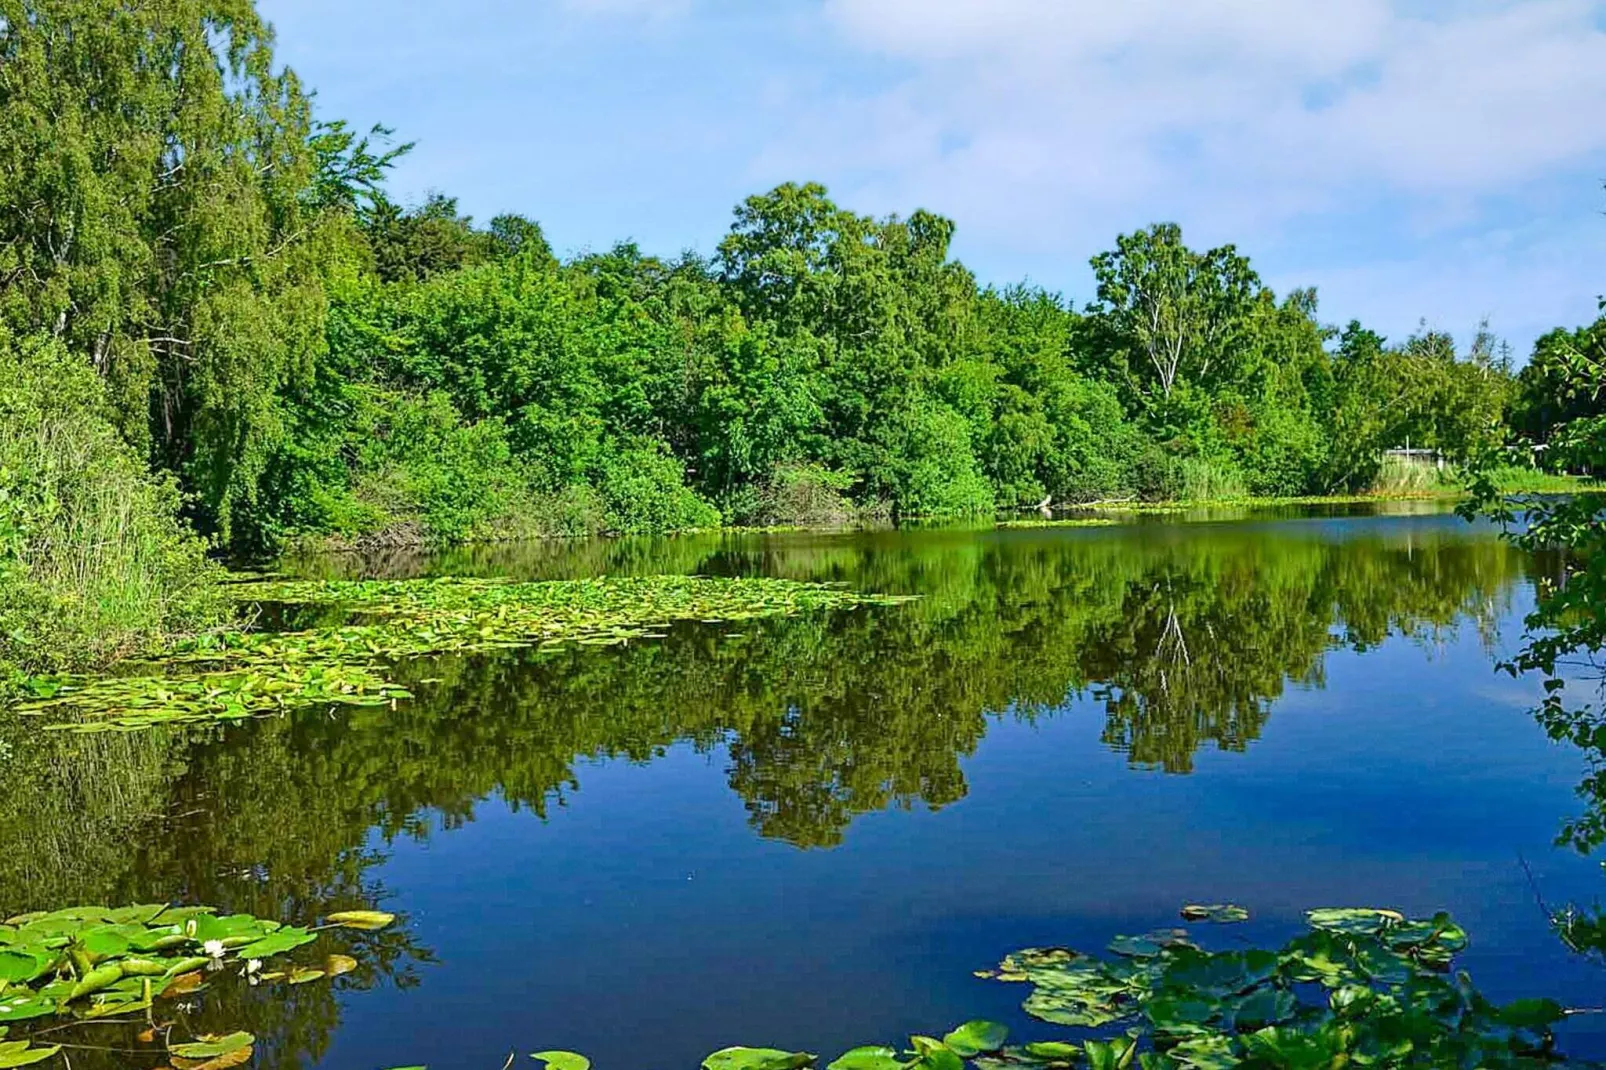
left=0, top=0, right=1598, bottom=682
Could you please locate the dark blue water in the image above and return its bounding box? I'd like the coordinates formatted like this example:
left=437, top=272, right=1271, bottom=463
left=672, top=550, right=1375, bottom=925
left=3, top=505, right=1603, bottom=1068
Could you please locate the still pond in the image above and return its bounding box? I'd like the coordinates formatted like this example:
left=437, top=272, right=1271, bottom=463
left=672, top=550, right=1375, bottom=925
left=3, top=503, right=1603, bottom=1068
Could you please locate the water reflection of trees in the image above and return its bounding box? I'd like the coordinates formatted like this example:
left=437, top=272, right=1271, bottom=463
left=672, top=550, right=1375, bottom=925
left=0, top=521, right=1529, bottom=1065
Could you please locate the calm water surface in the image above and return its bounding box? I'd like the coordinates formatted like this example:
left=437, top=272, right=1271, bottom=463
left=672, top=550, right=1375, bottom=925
left=4, top=504, right=1604, bottom=1068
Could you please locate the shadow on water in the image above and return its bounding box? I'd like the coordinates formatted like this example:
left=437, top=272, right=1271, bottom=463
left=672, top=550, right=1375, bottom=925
left=0, top=506, right=1566, bottom=1068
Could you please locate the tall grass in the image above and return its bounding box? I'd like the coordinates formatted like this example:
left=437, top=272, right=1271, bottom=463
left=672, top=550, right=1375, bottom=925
left=1366, top=455, right=1447, bottom=496
left=1172, top=456, right=1247, bottom=501
left=0, top=333, right=225, bottom=682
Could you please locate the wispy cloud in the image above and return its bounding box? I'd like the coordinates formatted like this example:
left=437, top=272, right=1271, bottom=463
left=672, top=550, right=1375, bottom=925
left=265, top=0, right=1606, bottom=349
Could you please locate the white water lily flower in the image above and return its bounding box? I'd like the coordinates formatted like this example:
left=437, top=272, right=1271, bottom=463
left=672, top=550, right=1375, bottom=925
left=245, top=958, right=262, bottom=974
left=203, top=939, right=226, bottom=958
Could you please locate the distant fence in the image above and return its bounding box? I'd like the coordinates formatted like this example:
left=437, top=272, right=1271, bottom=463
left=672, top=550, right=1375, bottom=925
left=1381, top=448, right=1445, bottom=470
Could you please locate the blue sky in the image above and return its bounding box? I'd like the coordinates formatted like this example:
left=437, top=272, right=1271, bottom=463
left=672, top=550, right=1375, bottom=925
left=261, top=0, right=1606, bottom=355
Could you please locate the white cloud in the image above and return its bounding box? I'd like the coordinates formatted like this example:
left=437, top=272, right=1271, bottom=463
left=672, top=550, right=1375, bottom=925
left=791, top=0, right=1606, bottom=239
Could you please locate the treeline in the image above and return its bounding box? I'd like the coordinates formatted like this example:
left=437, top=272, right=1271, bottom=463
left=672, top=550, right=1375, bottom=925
left=0, top=0, right=1586, bottom=676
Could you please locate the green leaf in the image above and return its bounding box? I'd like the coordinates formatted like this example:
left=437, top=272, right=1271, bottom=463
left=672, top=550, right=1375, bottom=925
left=0, top=997, right=53, bottom=1024
left=828, top=1048, right=906, bottom=1070
left=1108, top=929, right=1192, bottom=958
left=532, top=1051, right=591, bottom=1070
left=703, top=1048, right=816, bottom=1070
left=233, top=927, right=316, bottom=960
left=324, top=910, right=396, bottom=931
left=67, top=962, right=122, bottom=1000
left=0, top=1041, right=60, bottom=1068
left=170, top=1032, right=255, bottom=1059
left=911, top=1048, right=963, bottom=1070
left=1499, top=998, right=1565, bottom=1029
left=1179, top=904, right=1248, bottom=924
left=941, top=1021, right=1008, bottom=1057
left=1081, top=1037, right=1136, bottom=1070
left=187, top=914, right=269, bottom=945
left=1020, top=1042, right=1081, bottom=1063
left=1144, top=993, right=1218, bottom=1036
left=1166, top=1036, right=1237, bottom=1070
left=0, top=951, right=49, bottom=984
left=1227, top=985, right=1297, bottom=1030
left=1305, top=908, right=1403, bottom=936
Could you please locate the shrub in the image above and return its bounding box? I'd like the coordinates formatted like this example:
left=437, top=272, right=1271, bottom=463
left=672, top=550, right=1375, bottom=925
left=595, top=443, right=721, bottom=535
left=874, top=401, right=995, bottom=517
left=753, top=463, right=858, bottom=527
left=0, top=333, right=224, bottom=682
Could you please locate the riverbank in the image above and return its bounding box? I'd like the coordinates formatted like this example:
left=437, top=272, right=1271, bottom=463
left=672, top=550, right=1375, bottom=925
left=5, top=471, right=1594, bottom=693
left=277, top=470, right=1600, bottom=554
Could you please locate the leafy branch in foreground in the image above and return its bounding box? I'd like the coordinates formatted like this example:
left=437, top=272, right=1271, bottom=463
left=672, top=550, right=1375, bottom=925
left=1462, top=307, right=1606, bottom=952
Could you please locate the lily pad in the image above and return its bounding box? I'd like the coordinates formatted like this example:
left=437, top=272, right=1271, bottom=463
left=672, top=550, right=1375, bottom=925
left=170, top=1032, right=255, bottom=1059
left=325, top=910, right=396, bottom=931
left=1305, top=908, right=1404, bottom=936
left=532, top=1052, right=592, bottom=1070
left=234, top=927, right=316, bottom=960
left=703, top=1048, right=816, bottom=1070
left=941, top=1020, right=1008, bottom=1057
left=0, top=1041, right=61, bottom=1069
left=1107, top=929, right=1193, bottom=958
left=0, top=952, right=49, bottom=985
left=1180, top=904, right=1249, bottom=924
left=827, top=1047, right=906, bottom=1070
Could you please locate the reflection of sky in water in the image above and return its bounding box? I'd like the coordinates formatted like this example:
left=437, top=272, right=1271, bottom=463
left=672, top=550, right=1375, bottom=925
left=5, top=507, right=1604, bottom=1069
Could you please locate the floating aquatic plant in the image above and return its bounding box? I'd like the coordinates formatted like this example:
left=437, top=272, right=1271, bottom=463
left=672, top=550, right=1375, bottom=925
left=0, top=903, right=395, bottom=1067
left=0, top=904, right=393, bottom=1023
left=12, top=577, right=914, bottom=732
left=508, top=907, right=1575, bottom=1070
left=995, top=519, right=1119, bottom=530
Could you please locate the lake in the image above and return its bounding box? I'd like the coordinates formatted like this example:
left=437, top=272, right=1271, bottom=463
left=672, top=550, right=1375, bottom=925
left=3, top=503, right=1604, bottom=1069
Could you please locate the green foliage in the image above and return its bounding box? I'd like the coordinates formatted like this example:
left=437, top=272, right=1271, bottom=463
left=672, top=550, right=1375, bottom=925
left=0, top=0, right=335, bottom=536
left=0, top=0, right=1535, bottom=566
left=1087, top=223, right=1261, bottom=406
left=0, top=903, right=394, bottom=1065
left=738, top=463, right=860, bottom=527
left=1464, top=294, right=1606, bottom=963
left=982, top=908, right=1557, bottom=1069
left=0, top=332, right=223, bottom=683
left=595, top=444, right=721, bottom=534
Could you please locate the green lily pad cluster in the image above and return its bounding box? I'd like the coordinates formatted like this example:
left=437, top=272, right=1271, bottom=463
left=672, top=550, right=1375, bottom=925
left=986, top=907, right=1567, bottom=1068
left=995, top=519, right=1119, bottom=530
left=0, top=904, right=393, bottom=1026
left=511, top=909, right=1575, bottom=1070
left=13, top=576, right=913, bottom=732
